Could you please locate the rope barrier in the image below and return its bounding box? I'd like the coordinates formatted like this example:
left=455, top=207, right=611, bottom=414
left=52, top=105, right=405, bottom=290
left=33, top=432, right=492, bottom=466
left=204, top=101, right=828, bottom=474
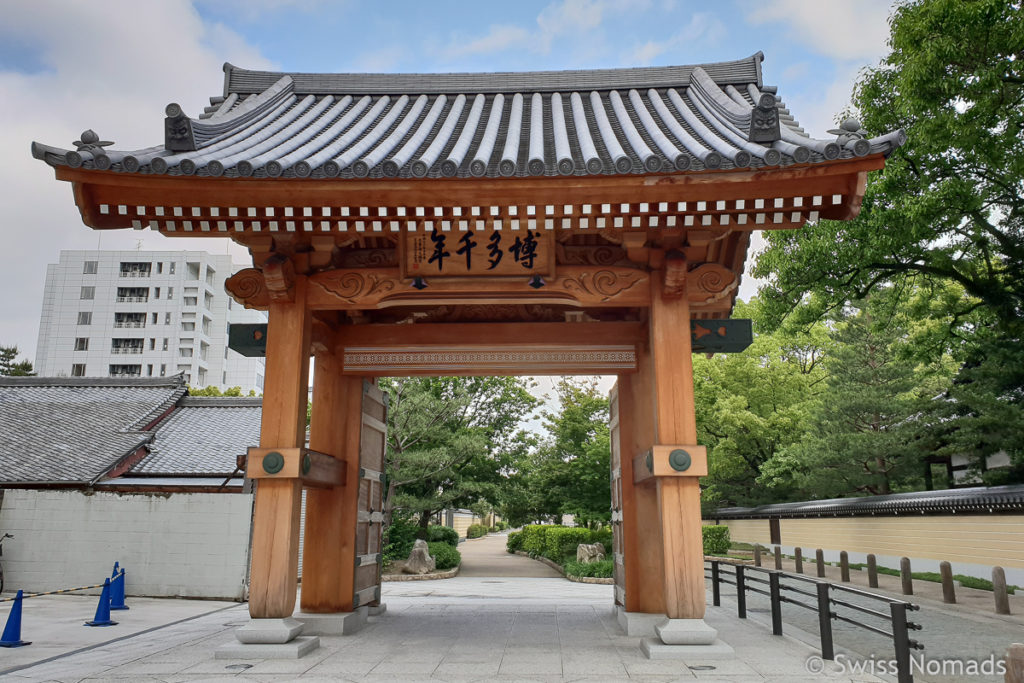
left=0, top=582, right=107, bottom=602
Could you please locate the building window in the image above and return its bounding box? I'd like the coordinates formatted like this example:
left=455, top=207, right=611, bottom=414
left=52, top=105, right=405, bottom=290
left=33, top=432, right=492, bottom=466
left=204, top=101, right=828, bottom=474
left=77, top=311, right=92, bottom=325
left=115, top=287, right=148, bottom=302
left=74, top=337, right=88, bottom=351
left=160, top=363, right=166, bottom=376
left=152, top=312, right=158, bottom=324
left=167, top=286, right=174, bottom=299
left=187, top=262, right=200, bottom=280
left=165, top=312, right=171, bottom=325
left=80, top=286, right=95, bottom=300
left=184, top=296, right=198, bottom=307
left=82, top=261, right=98, bottom=274
left=154, top=287, right=161, bottom=298
left=119, top=262, right=152, bottom=278
left=156, top=262, right=163, bottom=274
left=71, top=364, right=86, bottom=376
left=162, top=338, right=169, bottom=351
left=181, top=322, right=195, bottom=332
left=146, top=364, right=153, bottom=376
left=109, top=364, right=142, bottom=377
left=149, top=338, right=156, bottom=350
left=169, top=262, right=175, bottom=274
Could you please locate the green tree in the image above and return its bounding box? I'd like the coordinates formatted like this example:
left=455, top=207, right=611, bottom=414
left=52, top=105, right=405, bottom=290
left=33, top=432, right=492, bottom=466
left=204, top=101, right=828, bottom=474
left=380, top=376, right=538, bottom=532
left=696, top=300, right=827, bottom=510
left=759, top=293, right=953, bottom=498
left=0, top=346, right=35, bottom=376
left=188, top=385, right=245, bottom=396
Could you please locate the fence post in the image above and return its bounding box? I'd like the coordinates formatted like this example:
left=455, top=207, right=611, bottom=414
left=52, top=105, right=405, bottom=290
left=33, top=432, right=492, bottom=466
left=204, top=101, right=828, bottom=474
left=900, top=557, right=913, bottom=596
left=994, top=566, right=1011, bottom=615
left=939, top=561, right=956, bottom=604
left=754, top=545, right=762, bottom=567
left=774, top=546, right=783, bottom=571
left=890, top=602, right=914, bottom=683
left=769, top=571, right=783, bottom=636
left=867, top=553, right=879, bottom=588
left=1006, top=643, right=1024, bottom=683
left=736, top=565, right=747, bottom=619
left=816, top=548, right=825, bottom=578
left=795, top=547, right=803, bottom=574
left=711, top=561, right=721, bottom=607
left=840, top=551, right=850, bottom=582
left=816, top=582, right=834, bottom=660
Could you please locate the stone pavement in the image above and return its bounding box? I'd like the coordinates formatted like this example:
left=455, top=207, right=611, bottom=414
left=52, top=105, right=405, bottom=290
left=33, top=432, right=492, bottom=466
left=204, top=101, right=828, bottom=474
left=2, top=576, right=881, bottom=682
left=456, top=534, right=561, bottom=578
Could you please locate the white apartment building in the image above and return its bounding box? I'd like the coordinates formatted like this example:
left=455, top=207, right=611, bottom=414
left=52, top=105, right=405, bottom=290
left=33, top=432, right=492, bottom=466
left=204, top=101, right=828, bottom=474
left=35, top=250, right=266, bottom=393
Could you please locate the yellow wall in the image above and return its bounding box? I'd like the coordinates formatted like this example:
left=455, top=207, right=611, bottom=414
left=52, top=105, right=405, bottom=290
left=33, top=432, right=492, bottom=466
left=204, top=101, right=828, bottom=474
left=713, top=515, right=1024, bottom=570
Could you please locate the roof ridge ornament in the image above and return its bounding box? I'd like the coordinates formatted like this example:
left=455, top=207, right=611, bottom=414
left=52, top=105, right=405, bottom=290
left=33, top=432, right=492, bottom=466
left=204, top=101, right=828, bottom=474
left=828, top=118, right=871, bottom=156
left=164, top=103, right=196, bottom=152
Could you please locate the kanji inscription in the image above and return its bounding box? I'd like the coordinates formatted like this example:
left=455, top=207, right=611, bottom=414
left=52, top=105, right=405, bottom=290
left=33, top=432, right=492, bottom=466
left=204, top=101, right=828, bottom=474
left=404, top=229, right=553, bottom=277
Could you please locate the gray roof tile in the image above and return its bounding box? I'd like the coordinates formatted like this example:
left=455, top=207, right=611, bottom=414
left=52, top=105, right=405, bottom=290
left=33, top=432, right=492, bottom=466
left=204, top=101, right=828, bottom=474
left=32, top=53, right=905, bottom=181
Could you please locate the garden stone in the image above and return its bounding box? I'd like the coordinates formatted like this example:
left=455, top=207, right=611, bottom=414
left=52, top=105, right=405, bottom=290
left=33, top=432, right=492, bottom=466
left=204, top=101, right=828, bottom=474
left=403, top=539, right=436, bottom=574
left=576, top=543, right=605, bottom=563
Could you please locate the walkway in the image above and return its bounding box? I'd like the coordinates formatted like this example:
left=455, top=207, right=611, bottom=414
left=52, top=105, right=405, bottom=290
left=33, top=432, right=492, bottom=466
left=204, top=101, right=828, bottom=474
left=457, top=532, right=562, bottom=578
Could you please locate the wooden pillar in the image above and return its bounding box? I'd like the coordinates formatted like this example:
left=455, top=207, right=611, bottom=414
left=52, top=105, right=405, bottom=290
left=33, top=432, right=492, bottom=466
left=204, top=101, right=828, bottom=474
left=616, top=348, right=665, bottom=614
left=300, top=345, right=364, bottom=613
left=249, top=277, right=311, bottom=619
left=649, top=275, right=706, bottom=620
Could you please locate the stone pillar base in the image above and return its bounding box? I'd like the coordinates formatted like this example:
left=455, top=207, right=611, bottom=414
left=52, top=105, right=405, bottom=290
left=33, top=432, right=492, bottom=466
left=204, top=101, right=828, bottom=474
left=215, top=618, right=319, bottom=659
left=639, top=618, right=734, bottom=660
left=294, top=607, right=368, bottom=635
left=615, top=606, right=666, bottom=637
left=368, top=603, right=387, bottom=617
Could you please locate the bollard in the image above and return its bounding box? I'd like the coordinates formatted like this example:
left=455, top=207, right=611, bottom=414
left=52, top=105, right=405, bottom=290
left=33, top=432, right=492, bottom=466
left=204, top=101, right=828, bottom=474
left=774, top=545, right=783, bottom=571
left=736, top=565, right=747, bottom=619
left=890, top=602, right=915, bottom=683
left=109, top=569, right=129, bottom=611
left=900, top=557, right=913, bottom=596
left=816, top=549, right=825, bottom=578
left=867, top=554, right=879, bottom=588
left=711, top=561, right=720, bottom=607
left=0, top=590, right=31, bottom=647
left=840, top=551, right=850, bottom=582
left=939, top=561, right=956, bottom=604
left=1005, top=643, right=1024, bottom=683
left=795, top=547, right=803, bottom=574
left=994, top=566, right=1011, bottom=615
left=816, top=582, right=834, bottom=660
left=769, top=571, right=783, bottom=636
left=84, top=578, right=118, bottom=627
left=754, top=544, right=762, bottom=567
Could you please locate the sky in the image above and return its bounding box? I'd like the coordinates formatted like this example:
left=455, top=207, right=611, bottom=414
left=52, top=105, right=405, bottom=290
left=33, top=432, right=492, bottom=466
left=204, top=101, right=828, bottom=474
left=0, top=0, right=897, bottom=369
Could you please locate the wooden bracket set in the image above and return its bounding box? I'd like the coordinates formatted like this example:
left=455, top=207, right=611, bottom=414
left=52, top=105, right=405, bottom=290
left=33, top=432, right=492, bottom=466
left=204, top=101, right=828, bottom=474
left=245, top=446, right=346, bottom=488
left=633, top=444, right=708, bottom=484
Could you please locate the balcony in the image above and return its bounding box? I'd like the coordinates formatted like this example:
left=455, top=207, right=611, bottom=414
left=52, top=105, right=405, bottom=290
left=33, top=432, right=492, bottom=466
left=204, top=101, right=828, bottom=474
left=118, top=271, right=151, bottom=278
left=113, top=321, right=146, bottom=328
left=111, top=347, right=144, bottom=355
left=115, top=296, right=148, bottom=303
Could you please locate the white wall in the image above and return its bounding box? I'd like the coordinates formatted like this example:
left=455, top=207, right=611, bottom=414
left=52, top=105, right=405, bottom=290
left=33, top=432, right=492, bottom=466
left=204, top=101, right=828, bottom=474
left=0, top=489, right=252, bottom=600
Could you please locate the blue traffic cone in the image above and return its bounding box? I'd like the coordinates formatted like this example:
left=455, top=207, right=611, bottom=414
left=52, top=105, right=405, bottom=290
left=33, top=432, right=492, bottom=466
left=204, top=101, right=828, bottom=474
left=84, top=578, right=117, bottom=627
left=0, top=590, right=31, bottom=647
left=111, top=561, right=119, bottom=579
left=109, top=569, right=128, bottom=611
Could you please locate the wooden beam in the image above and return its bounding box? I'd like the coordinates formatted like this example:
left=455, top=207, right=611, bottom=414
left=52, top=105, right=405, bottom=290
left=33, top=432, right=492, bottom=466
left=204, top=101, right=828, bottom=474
left=248, top=276, right=311, bottom=620
left=332, top=321, right=646, bottom=347
left=632, top=445, right=708, bottom=484
left=649, top=275, right=706, bottom=621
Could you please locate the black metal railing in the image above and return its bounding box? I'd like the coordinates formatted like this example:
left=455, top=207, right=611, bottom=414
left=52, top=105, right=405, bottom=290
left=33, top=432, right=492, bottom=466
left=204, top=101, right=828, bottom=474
left=706, top=559, right=924, bottom=683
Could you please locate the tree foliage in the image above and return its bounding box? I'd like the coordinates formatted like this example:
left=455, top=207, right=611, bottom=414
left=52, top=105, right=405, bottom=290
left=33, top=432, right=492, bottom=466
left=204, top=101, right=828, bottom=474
left=380, top=376, right=538, bottom=530
left=0, top=346, right=34, bottom=376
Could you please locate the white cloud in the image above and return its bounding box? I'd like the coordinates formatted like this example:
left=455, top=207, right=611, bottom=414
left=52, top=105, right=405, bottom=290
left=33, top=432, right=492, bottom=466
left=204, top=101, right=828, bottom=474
left=622, top=12, right=726, bottom=65
left=0, top=1, right=272, bottom=360
left=444, top=24, right=532, bottom=59
left=744, top=0, right=893, bottom=62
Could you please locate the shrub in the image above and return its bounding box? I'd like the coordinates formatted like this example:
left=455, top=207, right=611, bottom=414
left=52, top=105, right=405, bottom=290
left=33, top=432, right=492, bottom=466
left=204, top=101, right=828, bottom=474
left=427, top=525, right=459, bottom=547
left=520, top=525, right=548, bottom=555
left=506, top=530, right=523, bottom=552
left=545, top=526, right=593, bottom=561
left=564, top=559, right=614, bottom=578
left=427, top=541, right=461, bottom=570
left=467, top=523, right=489, bottom=539
left=488, top=526, right=499, bottom=532
left=383, top=515, right=419, bottom=565
left=702, top=525, right=730, bottom=556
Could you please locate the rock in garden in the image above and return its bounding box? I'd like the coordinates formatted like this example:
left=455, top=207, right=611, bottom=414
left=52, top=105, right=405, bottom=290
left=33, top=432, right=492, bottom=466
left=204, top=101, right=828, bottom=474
left=403, top=538, right=436, bottom=574
left=576, top=543, right=605, bottom=563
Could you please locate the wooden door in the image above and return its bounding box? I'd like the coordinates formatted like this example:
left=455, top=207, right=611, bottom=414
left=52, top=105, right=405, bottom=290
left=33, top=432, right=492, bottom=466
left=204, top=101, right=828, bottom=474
left=609, top=383, right=626, bottom=607
left=354, top=380, right=387, bottom=608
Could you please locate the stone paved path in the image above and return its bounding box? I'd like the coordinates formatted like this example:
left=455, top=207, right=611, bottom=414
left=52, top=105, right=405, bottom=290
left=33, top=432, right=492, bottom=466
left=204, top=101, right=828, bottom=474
left=457, top=533, right=561, bottom=578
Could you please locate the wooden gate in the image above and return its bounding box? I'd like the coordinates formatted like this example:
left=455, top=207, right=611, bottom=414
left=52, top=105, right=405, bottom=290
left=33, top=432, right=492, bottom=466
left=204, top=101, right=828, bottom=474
left=354, top=380, right=387, bottom=608
left=609, top=383, right=626, bottom=607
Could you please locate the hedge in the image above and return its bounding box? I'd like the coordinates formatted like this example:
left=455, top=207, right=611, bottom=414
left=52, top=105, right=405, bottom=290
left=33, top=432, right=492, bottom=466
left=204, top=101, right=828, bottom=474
left=545, top=527, right=593, bottom=561
left=564, top=559, right=614, bottom=578
left=427, top=541, right=461, bottom=570
left=467, top=523, right=489, bottom=539
left=382, top=516, right=419, bottom=565
left=520, top=525, right=548, bottom=555
left=506, top=530, right=523, bottom=552
left=702, top=525, right=730, bottom=556
left=427, top=525, right=459, bottom=547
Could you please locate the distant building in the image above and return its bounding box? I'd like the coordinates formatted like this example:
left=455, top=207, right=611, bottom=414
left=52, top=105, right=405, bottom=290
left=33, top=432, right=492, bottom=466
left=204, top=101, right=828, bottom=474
left=35, top=250, right=265, bottom=393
